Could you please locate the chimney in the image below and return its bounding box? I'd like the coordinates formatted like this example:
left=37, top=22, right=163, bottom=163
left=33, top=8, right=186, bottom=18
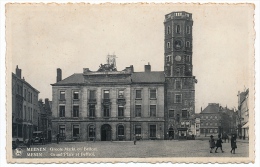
left=130, top=65, right=134, bottom=73
left=56, top=68, right=62, bottom=82
left=45, top=98, right=49, bottom=105
left=45, top=98, right=50, bottom=110
left=144, top=62, right=151, bottom=72
left=16, top=65, right=22, bottom=78
left=125, top=65, right=134, bottom=73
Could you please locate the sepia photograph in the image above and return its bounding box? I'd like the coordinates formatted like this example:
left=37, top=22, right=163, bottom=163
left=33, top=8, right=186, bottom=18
left=5, top=2, right=255, bottom=163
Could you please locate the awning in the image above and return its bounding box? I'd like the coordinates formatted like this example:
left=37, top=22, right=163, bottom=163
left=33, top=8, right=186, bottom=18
left=242, top=122, right=249, bottom=128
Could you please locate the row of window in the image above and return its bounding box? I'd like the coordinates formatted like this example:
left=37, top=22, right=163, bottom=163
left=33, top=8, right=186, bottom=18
left=58, top=124, right=158, bottom=138
left=23, top=106, right=34, bottom=121
left=201, top=122, right=220, bottom=126
left=167, top=41, right=191, bottom=48
left=166, top=55, right=191, bottom=63
left=16, top=85, right=23, bottom=96
left=200, top=128, right=218, bottom=133
left=24, top=89, right=34, bottom=103
left=201, top=115, right=219, bottom=119
left=168, top=110, right=189, bottom=119
left=174, top=12, right=190, bottom=17
left=59, top=104, right=160, bottom=118
left=167, top=25, right=191, bottom=34
left=59, top=89, right=157, bottom=100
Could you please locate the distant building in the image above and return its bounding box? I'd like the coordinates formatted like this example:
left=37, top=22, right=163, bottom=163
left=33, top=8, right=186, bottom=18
left=200, top=103, right=221, bottom=137
left=38, top=98, right=52, bottom=142
left=219, top=106, right=237, bottom=135
left=194, top=114, right=200, bottom=137
left=237, top=89, right=249, bottom=139
left=12, top=65, right=40, bottom=142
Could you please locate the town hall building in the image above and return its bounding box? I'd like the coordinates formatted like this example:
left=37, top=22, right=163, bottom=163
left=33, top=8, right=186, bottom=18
left=51, top=11, right=196, bottom=141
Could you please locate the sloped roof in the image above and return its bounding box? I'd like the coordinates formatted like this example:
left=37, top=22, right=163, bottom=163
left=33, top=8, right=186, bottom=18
left=131, top=71, right=165, bottom=83
left=201, top=104, right=220, bottom=114
left=84, top=75, right=132, bottom=84
left=53, top=73, right=84, bottom=85
left=52, top=71, right=165, bottom=85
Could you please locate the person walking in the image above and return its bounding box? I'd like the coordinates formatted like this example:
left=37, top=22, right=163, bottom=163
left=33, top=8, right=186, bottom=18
left=133, top=134, right=137, bottom=145
left=56, top=133, right=60, bottom=144
left=215, top=134, right=224, bottom=153
left=209, top=135, right=215, bottom=153
left=230, top=134, right=237, bottom=154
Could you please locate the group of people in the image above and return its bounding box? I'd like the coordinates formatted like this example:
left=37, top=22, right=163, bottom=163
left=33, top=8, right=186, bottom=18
left=209, top=134, right=237, bottom=154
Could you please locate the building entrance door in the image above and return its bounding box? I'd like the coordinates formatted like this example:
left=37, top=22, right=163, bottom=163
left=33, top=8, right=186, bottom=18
left=169, top=128, right=174, bottom=140
left=101, top=124, right=112, bottom=141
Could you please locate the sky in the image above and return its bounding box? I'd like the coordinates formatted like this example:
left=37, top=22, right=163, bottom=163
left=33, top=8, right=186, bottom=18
left=6, top=3, right=254, bottom=113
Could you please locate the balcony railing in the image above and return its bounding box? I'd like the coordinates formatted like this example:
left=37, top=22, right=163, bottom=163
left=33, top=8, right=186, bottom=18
left=88, top=99, right=97, bottom=104
left=102, top=99, right=111, bottom=104
left=117, top=98, right=126, bottom=105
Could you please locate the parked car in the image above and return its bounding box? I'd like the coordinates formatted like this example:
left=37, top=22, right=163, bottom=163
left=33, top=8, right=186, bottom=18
left=31, top=131, right=45, bottom=145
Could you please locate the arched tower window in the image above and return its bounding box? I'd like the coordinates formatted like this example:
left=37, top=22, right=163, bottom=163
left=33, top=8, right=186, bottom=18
left=176, top=68, right=181, bottom=76
left=167, top=42, right=171, bottom=48
left=186, top=26, right=191, bottom=34
left=167, top=26, right=171, bottom=34
left=186, top=41, right=190, bottom=48
left=176, top=25, right=181, bottom=34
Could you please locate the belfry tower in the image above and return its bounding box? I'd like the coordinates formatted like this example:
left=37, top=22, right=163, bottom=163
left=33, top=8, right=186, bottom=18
left=164, top=11, right=197, bottom=139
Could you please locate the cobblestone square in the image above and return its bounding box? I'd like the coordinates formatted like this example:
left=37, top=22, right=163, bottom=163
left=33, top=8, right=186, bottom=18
left=13, top=139, right=249, bottom=158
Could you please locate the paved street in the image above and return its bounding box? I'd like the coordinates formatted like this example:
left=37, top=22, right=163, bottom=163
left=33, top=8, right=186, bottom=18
left=13, top=139, right=249, bottom=158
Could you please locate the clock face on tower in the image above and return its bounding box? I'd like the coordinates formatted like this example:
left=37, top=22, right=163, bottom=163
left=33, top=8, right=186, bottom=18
left=173, top=40, right=183, bottom=49
left=175, top=55, right=181, bottom=61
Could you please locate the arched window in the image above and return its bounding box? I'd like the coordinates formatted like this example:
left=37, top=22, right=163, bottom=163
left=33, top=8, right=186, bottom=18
left=88, top=125, right=95, bottom=139
left=176, top=68, right=180, bottom=76
left=117, top=125, right=124, bottom=140
left=176, top=25, right=181, bottom=34
left=186, top=26, right=191, bottom=34
left=186, top=41, right=190, bottom=48
left=167, top=26, right=171, bottom=34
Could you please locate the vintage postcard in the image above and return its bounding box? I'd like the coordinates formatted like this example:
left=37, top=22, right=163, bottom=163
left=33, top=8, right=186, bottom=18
left=6, top=3, right=255, bottom=163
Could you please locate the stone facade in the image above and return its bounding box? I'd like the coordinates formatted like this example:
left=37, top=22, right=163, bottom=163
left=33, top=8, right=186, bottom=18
left=164, top=11, right=197, bottom=139
left=38, top=98, right=52, bottom=142
left=237, top=89, right=249, bottom=139
left=200, top=103, right=221, bottom=137
left=51, top=65, right=165, bottom=141
left=12, top=65, right=40, bottom=142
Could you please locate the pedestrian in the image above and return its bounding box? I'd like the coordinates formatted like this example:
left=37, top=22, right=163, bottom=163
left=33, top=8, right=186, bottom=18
left=56, top=133, right=60, bottom=144
left=209, top=135, right=215, bottom=153
left=133, top=134, right=136, bottom=145
left=230, top=134, right=237, bottom=154
left=215, top=134, right=224, bottom=153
